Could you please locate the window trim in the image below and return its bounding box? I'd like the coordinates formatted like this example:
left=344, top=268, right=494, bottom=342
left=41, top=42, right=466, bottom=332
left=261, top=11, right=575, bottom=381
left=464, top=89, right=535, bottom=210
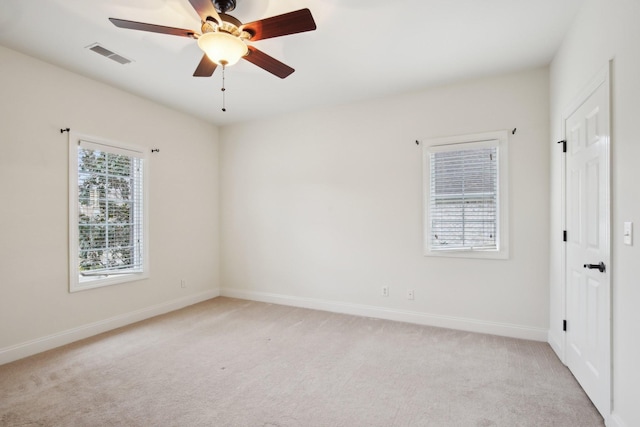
left=68, top=132, right=150, bottom=292
left=422, top=130, right=509, bottom=260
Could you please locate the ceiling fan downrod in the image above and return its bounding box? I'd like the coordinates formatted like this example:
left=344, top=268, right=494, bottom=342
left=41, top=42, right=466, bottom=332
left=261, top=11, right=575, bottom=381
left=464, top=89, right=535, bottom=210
left=213, top=0, right=236, bottom=13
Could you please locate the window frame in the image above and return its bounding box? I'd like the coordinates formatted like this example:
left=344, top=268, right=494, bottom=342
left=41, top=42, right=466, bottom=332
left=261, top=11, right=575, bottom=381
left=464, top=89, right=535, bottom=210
left=68, top=132, right=150, bottom=292
left=422, top=130, right=509, bottom=260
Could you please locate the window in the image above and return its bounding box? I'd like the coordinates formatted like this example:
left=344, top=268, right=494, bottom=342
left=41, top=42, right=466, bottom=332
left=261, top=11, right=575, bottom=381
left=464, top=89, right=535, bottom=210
left=423, top=131, right=509, bottom=259
left=69, top=133, right=149, bottom=291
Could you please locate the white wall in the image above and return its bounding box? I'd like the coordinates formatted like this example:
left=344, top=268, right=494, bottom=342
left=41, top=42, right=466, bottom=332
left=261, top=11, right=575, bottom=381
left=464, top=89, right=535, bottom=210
left=0, top=46, right=220, bottom=363
left=220, top=67, right=550, bottom=340
left=549, top=1, right=640, bottom=426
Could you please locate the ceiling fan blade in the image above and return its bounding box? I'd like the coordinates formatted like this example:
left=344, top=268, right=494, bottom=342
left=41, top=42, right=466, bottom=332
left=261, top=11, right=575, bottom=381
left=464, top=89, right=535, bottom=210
left=193, top=54, right=218, bottom=77
left=188, top=0, right=222, bottom=24
left=243, top=46, right=294, bottom=79
left=241, top=8, right=316, bottom=41
left=109, top=18, right=196, bottom=38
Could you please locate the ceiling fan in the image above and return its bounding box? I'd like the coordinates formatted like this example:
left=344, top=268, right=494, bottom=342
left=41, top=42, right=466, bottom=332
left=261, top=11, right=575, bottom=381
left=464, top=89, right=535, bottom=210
left=109, top=0, right=317, bottom=79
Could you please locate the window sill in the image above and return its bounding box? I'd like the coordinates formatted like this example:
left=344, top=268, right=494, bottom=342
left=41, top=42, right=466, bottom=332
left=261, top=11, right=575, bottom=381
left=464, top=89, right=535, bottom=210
left=70, top=271, right=149, bottom=293
left=424, top=248, right=509, bottom=260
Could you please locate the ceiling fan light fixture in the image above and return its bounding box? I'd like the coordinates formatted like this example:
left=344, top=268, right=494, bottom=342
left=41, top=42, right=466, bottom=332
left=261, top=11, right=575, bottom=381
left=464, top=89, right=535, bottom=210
left=197, top=31, right=248, bottom=66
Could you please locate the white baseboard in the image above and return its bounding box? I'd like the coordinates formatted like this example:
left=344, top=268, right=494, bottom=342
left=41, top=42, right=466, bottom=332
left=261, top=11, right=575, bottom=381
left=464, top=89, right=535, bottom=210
left=0, top=289, right=219, bottom=366
left=547, top=329, right=564, bottom=363
left=220, top=288, right=548, bottom=341
left=608, top=413, right=628, bottom=427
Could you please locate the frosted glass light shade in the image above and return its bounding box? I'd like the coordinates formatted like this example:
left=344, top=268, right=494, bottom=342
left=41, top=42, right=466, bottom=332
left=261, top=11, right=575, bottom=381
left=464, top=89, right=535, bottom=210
left=197, top=32, right=248, bottom=66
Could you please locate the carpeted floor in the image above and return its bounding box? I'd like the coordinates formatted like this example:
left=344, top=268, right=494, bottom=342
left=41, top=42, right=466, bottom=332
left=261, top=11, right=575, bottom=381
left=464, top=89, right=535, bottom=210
left=0, top=297, right=604, bottom=426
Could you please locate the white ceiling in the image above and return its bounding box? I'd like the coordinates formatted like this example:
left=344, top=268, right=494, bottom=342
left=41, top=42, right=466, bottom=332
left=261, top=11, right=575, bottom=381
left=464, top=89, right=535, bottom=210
left=0, top=0, right=585, bottom=125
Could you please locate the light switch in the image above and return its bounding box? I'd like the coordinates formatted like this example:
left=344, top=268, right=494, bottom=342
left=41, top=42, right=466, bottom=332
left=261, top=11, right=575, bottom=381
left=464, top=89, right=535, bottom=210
left=624, top=222, right=633, bottom=246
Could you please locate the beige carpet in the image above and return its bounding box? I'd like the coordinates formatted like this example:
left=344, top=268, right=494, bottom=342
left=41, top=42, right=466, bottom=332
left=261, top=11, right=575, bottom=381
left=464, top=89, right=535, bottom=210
left=0, top=297, right=603, bottom=427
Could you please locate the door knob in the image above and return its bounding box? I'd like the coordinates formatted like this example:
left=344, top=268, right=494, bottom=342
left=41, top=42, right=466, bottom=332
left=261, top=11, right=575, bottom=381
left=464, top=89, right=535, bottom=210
left=583, top=262, right=606, bottom=273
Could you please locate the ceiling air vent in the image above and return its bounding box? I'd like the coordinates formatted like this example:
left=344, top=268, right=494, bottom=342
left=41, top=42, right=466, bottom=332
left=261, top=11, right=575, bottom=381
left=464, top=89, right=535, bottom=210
left=86, top=43, right=132, bottom=65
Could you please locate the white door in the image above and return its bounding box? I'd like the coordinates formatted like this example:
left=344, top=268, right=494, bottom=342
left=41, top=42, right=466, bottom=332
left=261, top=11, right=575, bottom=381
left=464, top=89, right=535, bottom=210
left=564, top=72, right=610, bottom=418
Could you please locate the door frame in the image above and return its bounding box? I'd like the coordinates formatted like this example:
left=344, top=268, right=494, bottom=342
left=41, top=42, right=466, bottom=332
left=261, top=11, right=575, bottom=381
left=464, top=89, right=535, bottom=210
left=559, top=62, right=612, bottom=420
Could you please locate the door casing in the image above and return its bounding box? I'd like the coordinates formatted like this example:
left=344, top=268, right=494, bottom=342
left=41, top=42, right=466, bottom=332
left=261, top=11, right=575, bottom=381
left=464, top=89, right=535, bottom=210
left=558, top=62, right=612, bottom=421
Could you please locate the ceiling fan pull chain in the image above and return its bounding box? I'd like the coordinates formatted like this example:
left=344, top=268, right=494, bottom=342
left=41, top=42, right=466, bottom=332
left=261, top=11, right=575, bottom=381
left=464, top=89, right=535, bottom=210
left=221, top=63, right=227, bottom=112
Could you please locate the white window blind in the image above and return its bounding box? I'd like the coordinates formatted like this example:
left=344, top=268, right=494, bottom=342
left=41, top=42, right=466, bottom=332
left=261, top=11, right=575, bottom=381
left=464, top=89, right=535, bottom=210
left=69, top=134, right=149, bottom=291
left=429, top=145, right=497, bottom=251
left=423, top=131, right=509, bottom=259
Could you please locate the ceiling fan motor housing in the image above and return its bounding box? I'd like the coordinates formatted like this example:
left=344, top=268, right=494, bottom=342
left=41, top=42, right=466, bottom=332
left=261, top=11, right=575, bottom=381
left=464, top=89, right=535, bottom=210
left=213, top=0, right=236, bottom=13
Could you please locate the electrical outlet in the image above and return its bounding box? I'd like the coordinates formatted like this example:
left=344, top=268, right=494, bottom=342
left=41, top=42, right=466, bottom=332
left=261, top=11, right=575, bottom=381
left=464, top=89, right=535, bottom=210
left=382, top=286, right=389, bottom=297
left=407, top=289, right=415, bottom=300
left=180, top=279, right=187, bottom=288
